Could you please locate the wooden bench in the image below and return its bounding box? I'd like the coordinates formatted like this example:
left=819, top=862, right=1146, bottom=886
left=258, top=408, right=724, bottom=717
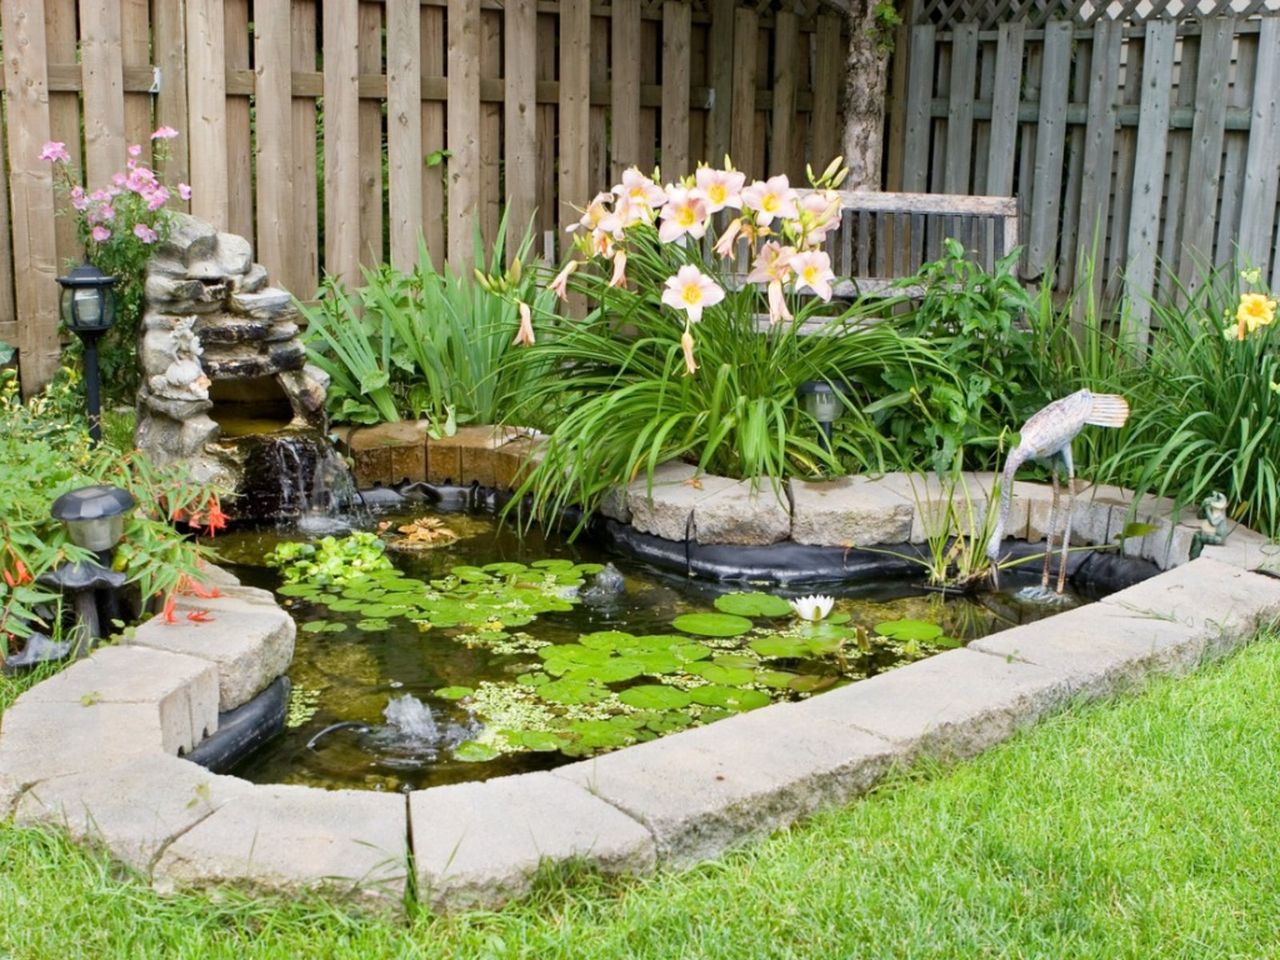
left=815, top=189, right=1020, bottom=299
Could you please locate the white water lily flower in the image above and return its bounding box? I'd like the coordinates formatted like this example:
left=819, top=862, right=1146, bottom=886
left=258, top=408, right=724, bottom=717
left=788, top=594, right=835, bottom=622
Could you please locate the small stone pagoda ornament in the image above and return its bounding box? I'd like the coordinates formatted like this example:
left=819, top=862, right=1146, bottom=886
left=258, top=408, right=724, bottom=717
left=1189, top=491, right=1230, bottom=560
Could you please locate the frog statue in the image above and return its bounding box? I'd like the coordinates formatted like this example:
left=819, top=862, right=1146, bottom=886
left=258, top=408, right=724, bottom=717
left=1189, top=491, right=1230, bottom=560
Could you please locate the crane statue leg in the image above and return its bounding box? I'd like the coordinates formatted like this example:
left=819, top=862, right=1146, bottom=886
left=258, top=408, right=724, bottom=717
left=1055, top=444, right=1076, bottom=595
left=1042, top=467, right=1060, bottom=590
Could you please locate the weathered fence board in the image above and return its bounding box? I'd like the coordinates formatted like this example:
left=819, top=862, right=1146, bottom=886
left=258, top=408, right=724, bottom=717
left=186, top=0, right=228, bottom=229
left=663, top=1, right=692, bottom=179
left=893, top=10, right=1280, bottom=319
left=387, top=0, right=421, bottom=270
left=79, top=0, right=126, bottom=192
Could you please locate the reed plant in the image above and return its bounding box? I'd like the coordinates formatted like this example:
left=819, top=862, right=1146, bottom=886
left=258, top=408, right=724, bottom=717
left=301, top=212, right=556, bottom=429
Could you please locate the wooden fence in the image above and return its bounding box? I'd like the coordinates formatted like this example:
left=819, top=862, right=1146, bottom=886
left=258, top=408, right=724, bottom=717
left=886, top=6, right=1280, bottom=342
left=0, top=0, right=848, bottom=394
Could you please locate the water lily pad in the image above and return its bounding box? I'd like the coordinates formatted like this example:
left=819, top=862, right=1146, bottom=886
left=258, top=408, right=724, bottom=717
left=277, top=583, right=320, bottom=598
left=634, top=652, right=681, bottom=675
left=355, top=618, right=390, bottom=631
left=712, top=653, right=759, bottom=669
left=714, top=592, right=793, bottom=617
left=531, top=558, right=576, bottom=570
left=756, top=669, right=798, bottom=688
left=301, top=620, right=347, bottom=634
left=574, top=562, right=606, bottom=575
left=435, top=686, right=473, bottom=700
left=687, top=662, right=756, bottom=685
left=501, top=729, right=564, bottom=752
left=449, top=565, right=493, bottom=583
left=564, top=719, right=636, bottom=749
left=672, top=612, right=754, bottom=637
left=516, top=672, right=549, bottom=687
left=689, top=685, right=770, bottom=711
left=671, top=642, right=713, bottom=662
left=645, top=712, right=693, bottom=733
left=537, top=678, right=610, bottom=705
left=563, top=657, right=645, bottom=684
left=453, top=741, right=499, bottom=762
left=874, top=619, right=943, bottom=642
left=324, top=598, right=367, bottom=613
left=482, top=562, right=528, bottom=576
left=618, top=685, right=692, bottom=709
left=749, top=635, right=816, bottom=658
left=579, top=630, right=634, bottom=650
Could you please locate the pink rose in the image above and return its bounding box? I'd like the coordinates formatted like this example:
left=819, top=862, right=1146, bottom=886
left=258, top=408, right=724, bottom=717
left=69, top=186, right=89, bottom=212
left=177, top=183, right=192, bottom=201
left=91, top=225, right=111, bottom=243
left=145, top=185, right=169, bottom=211
left=150, top=126, right=180, bottom=140
left=133, top=223, right=158, bottom=244
left=127, top=143, right=142, bottom=158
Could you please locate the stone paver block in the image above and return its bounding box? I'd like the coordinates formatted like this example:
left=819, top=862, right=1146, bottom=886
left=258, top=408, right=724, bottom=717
left=425, top=425, right=517, bottom=485
left=344, top=421, right=430, bottom=486
left=492, top=436, right=543, bottom=491
left=153, top=785, right=408, bottom=911
left=789, top=476, right=913, bottom=547
left=694, top=480, right=790, bottom=545
left=554, top=706, right=898, bottom=868
left=128, top=602, right=295, bottom=711
left=969, top=601, right=1208, bottom=699
left=0, top=699, right=167, bottom=789
left=20, top=646, right=218, bottom=755
left=15, top=755, right=250, bottom=872
left=1100, top=557, right=1280, bottom=655
left=625, top=463, right=734, bottom=541
left=871, top=472, right=996, bottom=544
left=410, top=771, right=655, bottom=911
left=600, top=486, right=632, bottom=523
left=785, top=648, right=1071, bottom=760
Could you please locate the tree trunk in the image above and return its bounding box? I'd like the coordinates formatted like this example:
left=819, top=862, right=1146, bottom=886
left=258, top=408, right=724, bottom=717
left=842, top=0, right=892, bottom=191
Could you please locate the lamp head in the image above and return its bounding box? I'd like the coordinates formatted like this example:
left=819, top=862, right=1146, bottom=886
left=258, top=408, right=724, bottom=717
left=56, top=262, right=117, bottom=335
left=50, top=484, right=135, bottom=552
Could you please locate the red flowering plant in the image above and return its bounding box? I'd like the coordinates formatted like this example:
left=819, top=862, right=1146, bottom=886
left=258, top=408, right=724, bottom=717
left=40, top=128, right=192, bottom=401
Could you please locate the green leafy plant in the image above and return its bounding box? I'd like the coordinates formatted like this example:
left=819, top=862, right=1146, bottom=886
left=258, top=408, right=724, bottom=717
left=501, top=159, right=945, bottom=528
left=41, top=129, right=187, bottom=402
left=882, top=238, right=1041, bottom=473
left=0, top=368, right=223, bottom=656
left=301, top=212, right=559, bottom=429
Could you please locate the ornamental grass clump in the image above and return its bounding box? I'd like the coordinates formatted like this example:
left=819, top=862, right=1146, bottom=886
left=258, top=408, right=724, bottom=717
left=502, top=158, right=942, bottom=528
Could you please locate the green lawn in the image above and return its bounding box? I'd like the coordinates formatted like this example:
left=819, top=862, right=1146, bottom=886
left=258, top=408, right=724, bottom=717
left=3, top=637, right=1279, bottom=959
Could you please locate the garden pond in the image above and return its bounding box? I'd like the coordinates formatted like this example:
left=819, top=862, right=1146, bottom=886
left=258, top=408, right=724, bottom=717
left=216, top=508, right=1087, bottom=793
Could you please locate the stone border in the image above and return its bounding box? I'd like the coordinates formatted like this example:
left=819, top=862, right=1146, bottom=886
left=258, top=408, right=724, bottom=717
left=337, top=423, right=1262, bottom=572
left=3, top=487, right=1279, bottom=913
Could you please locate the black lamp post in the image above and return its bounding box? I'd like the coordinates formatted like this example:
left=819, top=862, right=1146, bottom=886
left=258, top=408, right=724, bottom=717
left=44, top=484, right=133, bottom=658
left=56, top=262, right=117, bottom=444
left=798, top=379, right=850, bottom=455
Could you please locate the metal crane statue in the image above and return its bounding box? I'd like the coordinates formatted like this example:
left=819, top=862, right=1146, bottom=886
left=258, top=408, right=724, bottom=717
left=986, top=389, right=1130, bottom=595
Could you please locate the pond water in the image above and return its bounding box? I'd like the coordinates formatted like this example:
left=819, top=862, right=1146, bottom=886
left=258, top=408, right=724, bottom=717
left=218, top=508, right=1083, bottom=794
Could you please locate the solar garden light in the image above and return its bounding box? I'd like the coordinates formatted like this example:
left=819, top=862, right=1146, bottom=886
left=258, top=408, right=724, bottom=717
left=797, top=379, right=851, bottom=455
left=56, top=262, right=118, bottom=445
left=45, top=485, right=133, bottom=657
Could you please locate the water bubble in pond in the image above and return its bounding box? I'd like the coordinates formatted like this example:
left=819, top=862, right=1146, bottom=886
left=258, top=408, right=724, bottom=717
left=382, top=694, right=440, bottom=742
left=358, top=694, right=485, bottom=768
left=581, top=563, right=627, bottom=607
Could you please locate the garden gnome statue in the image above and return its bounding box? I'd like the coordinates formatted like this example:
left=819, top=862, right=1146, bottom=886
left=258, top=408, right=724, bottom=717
left=1189, top=491, right=1229, bottom=560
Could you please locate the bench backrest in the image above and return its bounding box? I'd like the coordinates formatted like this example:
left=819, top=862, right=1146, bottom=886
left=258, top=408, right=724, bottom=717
left=802, top=190, right=1020, bottom=297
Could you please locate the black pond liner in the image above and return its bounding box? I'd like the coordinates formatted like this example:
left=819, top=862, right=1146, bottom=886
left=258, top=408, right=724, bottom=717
left=187, top=676, right=291, bottom=774
left=193, top=480, right=1158, bottom=773
left=362, top=479, right=1161, bottom=592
